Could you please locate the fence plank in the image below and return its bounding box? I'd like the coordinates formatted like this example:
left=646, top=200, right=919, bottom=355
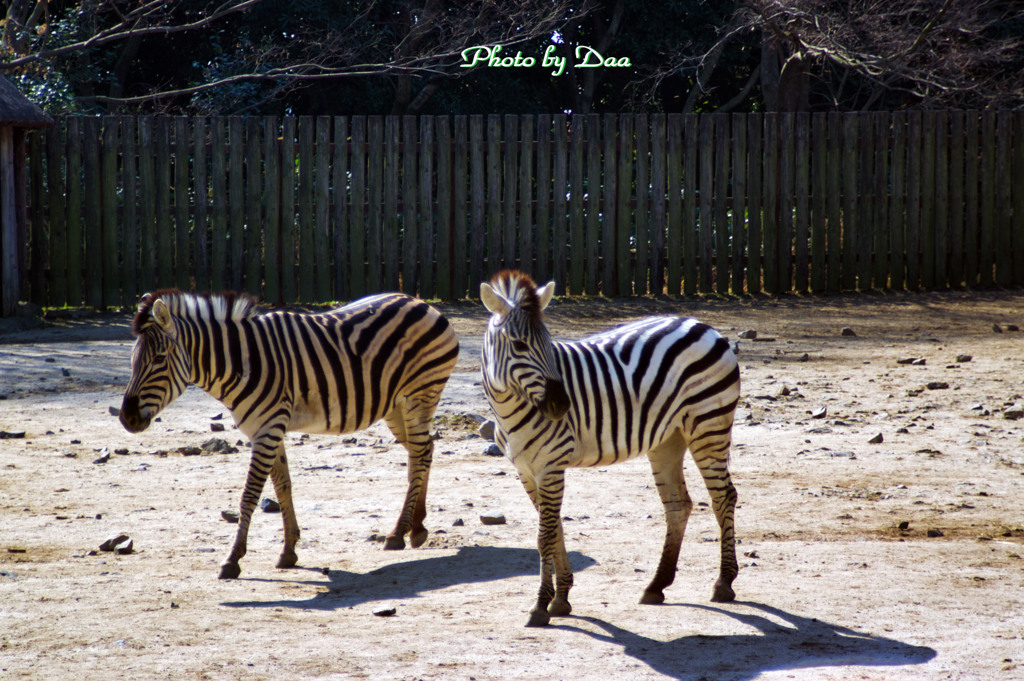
left=794, top=112, right=809, bottom=293
left=746, top=114, right=762, bottom=294
left=333, top=116, right=351, bottom=298
left=45, top=125, right=67, bottom=306
left=905, top=112, right=921, bottom=289
left=714, top=114, right=730, bottom=293
left=1014, top=112, right=1024, bottom=285
left=279, top=116, right=297, bottom=302
left=101, top=118, right=120, bottom=307
left=889, top=113, right=907, bottom=289
left=762, top=113, right=779, bottom=294
left=677, top=114, right=693, bottom=295
left=568, top=115, right=584, bottom=295
left=174, top=117, right=191, bottom=292
left=649, top=114, right=666, bottom=295
left=919, top=112, right=936, bottom=289
left=419, top=116, right=435, bottom=298
left=731, top=113, right=747, bottom=294
left=777, top=113, right=794, bottom=293
left=486, top=115, right=502, bottom=279
left=348, top=116, right=366, bottom=299
left=435, top=116, right=452, bottom=300
left=453, top=116, right=470, bottom=298
left=137, top=117, right=158, bottom=294
left=65, top=118, right=82, bottom=305
left=825, top=113, right=842, bottom=292
left=518, top=115, right=534, bottom=276
left=535, top=115, right=552, bottom=283
left=366, top=116, right=384, bottom=293
left=263, top=116, right=280, bottom=303
left=979, top=111, right=996, bottom=287
left=933, top=112, right=949, bottom=288
left=382, top=116, right=400, bottom=292
left=872, top=113, right=889, bottom=289
left=469, top=115, right=486, bottom=288
left=634, top=115, right=650, bottom=295
left=585, top=114, right=600, bottom=296
left=602, top=114, right=618, bottom=295
left=228, top=117, right=244, bottom=291
left=297, top=117, right=315, bottom=302
left=963, top=113, right=979, bottom=286
left=552, top=116, right=569, bottom=291
left=315, top=116, right=332, bottom=301
left=856, top=114, right=874, bottom=290
left=697, top=114, right=713, bottom=293
left=616, top=115, right=633, bottom=296
left=401, top=116, right=419, bottom=294
left=995, top=112, right=1012, bottom=286
left=244, top=117, right=263, bottom=296
left=193, top=117, right=210, bottom=294
left=28, top=132, right=45, bottom=305
left=810, top=113, right=826, bottom=292
left=840, top=114, right=857, bottom=291
left=947, top=113, right=965, bottom=287
left=503, top=115, right=519, bottom=273
left=82, top=118, right=102, bottom=306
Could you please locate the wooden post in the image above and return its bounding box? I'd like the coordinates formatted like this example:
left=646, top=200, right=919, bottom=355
left=1, top=126, right=18, bottom=315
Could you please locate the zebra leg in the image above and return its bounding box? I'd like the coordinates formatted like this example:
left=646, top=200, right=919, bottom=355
left=641, top=432, right=691, bottom=605
left=219, top=435, right=280, bottom=579
left=382, top=400, right=434, bottom=550
left=527, top=469, right=571, bottom=627
left=692, top=439, right=739, bottom=603
left=269, top=447, right=300, bottom=569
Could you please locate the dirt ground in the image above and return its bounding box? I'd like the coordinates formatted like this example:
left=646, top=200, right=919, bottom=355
left=1, top=290, right=1022, bottom=681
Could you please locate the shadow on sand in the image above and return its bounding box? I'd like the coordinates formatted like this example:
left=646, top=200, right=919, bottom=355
left=557, top=602, right=936, bottom=681
left=220, top=545, right=594, bottom=610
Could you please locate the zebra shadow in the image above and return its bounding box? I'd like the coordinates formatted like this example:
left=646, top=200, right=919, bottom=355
left=556, top=602, right=937, bottom=681
left=220, top=545, right=595, bottom=611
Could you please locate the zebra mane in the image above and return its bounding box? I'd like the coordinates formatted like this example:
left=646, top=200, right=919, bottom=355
left=132, top=289, right=259, bottom=335
left=489, top=270, right=543, bottom=325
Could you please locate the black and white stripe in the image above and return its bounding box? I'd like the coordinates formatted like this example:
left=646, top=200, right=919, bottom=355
left=480, top=271, right=740, bottom=627
left=120, top=289, right=459, bottom=578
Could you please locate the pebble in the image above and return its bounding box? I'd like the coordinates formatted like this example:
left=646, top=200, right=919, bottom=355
left=926, top=381, right=949, bottom=390
left=114, top=539, right=134, bottom=554
left=221, top=510, right=240, bottom=524
left=201, top=438, right=238, bottom=454
left=927, top=529, right=944, bottom=538
left=738, top=330, right=758, bottom=339
left=92, top=452, right=110, bottom=464
left=210, top=423, right=225, bottom=432
left=260, top=498, right=281, bottom=513
left=868, top=433, right=884, bottom=444
left=810, top=406, right=828, bottom=419
left=956, top=354, right=973, bottom=363
left=0, top=431, right=26, bottom=439
left=483, top=443, right=503, bottom=457
left=99, top=534, right=130, bottom=552
left=372, top=607, right=397, bottom=617
left=896, top=357, right=919, bottom=365
left=452, top=518, right=465, bottom=527
left=479, top=420, right=496, bottom=442
left=993, top=324, right=1003, bottom=333
left=841, top=327, right=857, bottom=337
left=480, top=511, right=507, bottom=526
left=1003, top=406, right=1024, bottom=420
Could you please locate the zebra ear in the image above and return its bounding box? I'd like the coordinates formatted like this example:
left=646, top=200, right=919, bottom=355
left=536, top=281, right=556, bottom=311
left=480, top=282, right=511, bottom=316
left=152, top=299, right=174, bottom=331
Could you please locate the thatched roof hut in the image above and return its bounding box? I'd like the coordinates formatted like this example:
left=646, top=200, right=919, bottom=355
left=0, top=75, right=53, bottom=316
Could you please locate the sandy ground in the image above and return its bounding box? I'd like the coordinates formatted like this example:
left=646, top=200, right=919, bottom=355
left=1, top=290, right=1022, bottom=681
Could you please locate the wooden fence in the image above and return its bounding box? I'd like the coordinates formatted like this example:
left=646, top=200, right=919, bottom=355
left=10, top=111, right=1024, bottom=310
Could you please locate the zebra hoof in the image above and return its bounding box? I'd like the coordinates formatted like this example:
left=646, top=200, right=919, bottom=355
left=276, top=552, right=298, bottom=569
left=547, top=597, right=572, bottom=617
left=383, top=534, right=406, bottom=551
left=640, top=589, right=665, bottom=605
left=711, top=580, right=736, bottom=603
left=525, top=608, right=551, bottom=627
left=409, top=528, right=428, bottom=549
left=218, top=562, right=241, bottom=580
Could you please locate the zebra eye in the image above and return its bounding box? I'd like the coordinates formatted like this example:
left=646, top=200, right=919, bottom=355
left=511, top=339, right=530, bottom=353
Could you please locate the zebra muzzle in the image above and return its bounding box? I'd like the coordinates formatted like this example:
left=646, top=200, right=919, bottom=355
left=119, top=396, right=151, bottom=433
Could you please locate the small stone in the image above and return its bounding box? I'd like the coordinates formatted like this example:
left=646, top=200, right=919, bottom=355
left=993, top=324, right=1003, bottom=333
left=479, top=420, right=496, bottom=442
left=61, top=368, right=71, bottom=377
left=260, top=498, right=281, bottom=513
left=170, top=602, right=179, bottom=609
left=483, top=443, right=503, bottom=457
left=372, top=606, right=397, bottom=617
left=811, top=406, right=828, bottom=419
left=210, top=422, right=225, bottom=432
left=480, top=511, right=507, bottom=526
left=738, top=330, right=758, bottom=340
left=927, top=529, right=944, bottom=538
left=898, top=521, right=910, bottom=531
left=926, top=381, right=949, bottom=390
left=956, top=354, right=973, bottom=363
left=114, top=538, right=134, bottom=554
left=452, top=518, right=465, bottom=527
left=797, top=353, right=809, bottom=362
left=221, top=510, right=240, bottom=524
left=320, top=567, right=330, bottom=575
left=840, top=327, right=857, bottom=337
left=777, top=386, right=792, bottom=397
left=1008, top=324, right=1020, bottom=332
left=868, top=433, right=884, bottom=444
left=1003, top=406, right=1024, bottom=420
left=896, top=357, right=918, bottom=365
left=201, top=438, right=238, bottom=454
left=0, top=431, right=26, bottom=439
left=92, top=452, right=110, bottom=464
left=100, top=534, right=130, bottom=552
left=912, top=358, right=927, bottom=366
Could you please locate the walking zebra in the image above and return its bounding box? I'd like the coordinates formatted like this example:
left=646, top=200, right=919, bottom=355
left=119, top=289, right=459, bottom=579
left=480, top=271, right=741, bottom=627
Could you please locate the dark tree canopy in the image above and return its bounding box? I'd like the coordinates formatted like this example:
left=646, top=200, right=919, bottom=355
left=1, top=0, right=1021, bottom=115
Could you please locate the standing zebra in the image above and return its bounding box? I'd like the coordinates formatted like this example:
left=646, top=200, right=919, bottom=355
left=119, top=289, right=459, bottom=579
left=480, top=271, right=741, bottom=627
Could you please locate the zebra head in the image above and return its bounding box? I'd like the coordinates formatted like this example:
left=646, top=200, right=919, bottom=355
left=480, top=271, right=570, bottom=421
left=119, top=292, right=190, bottom=433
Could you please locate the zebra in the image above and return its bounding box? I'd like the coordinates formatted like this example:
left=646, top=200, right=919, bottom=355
left=480, top=270, right=741, bottom=627
left=119, top=289, right=459, bottom=579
